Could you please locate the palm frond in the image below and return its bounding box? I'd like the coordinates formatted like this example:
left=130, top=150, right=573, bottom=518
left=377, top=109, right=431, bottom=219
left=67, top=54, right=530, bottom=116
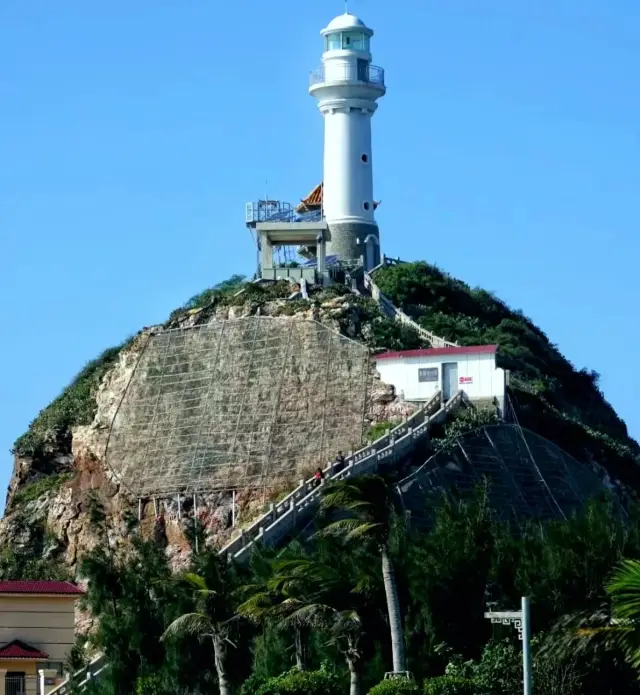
left=319, top=518, right=382, bottom=543
left=320, top=486, right=363, bottom=511
left=182, top=573, right=216, bottom=597
left=161, top=612, right=213, bottom=641
left=279, top=602, right=338, bottom=629
left=237, top=592, right=280, bottom=620
left=608, top=559, right=640, bottom=621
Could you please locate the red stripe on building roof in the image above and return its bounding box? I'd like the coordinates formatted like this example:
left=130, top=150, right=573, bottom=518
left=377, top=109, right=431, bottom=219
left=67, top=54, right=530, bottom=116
left=374, top=345, right=498, bottom=361
left=0, top=641, right=49, bottom=660
left=0, top=580, right=84, bottom=595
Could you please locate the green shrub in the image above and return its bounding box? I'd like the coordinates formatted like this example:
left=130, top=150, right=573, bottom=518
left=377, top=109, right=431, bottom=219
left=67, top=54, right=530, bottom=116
left=366, top=317, right=426, bottom=351
left=0, top=544, right=70, bottom=581
left=280, top=299, right=312, bottom=316
left=12, top=473, right=73, bottom=505
left=255, top=667, right=340, bottom=695
left=240, top=672, right=269, bottom=695
left=423, top=676, right=475, bottom=695
left=368, top=677, right=420, bottom=695
left=136, top=675, right=165, bottom=695
left=367, top=421, right=396, bottom=442
left=430, top=407, right=500, bottom=453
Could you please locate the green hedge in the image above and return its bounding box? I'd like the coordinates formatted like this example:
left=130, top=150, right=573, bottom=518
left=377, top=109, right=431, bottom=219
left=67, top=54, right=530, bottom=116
left=249, top=667, right=341, bottom=695
left=368, top=677, right=420, bottom=695
left=423, top=676, right=475, bottom=695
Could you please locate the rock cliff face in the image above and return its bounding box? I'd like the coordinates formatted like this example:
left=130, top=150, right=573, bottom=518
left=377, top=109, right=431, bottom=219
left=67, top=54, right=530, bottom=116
left=1, top=284, right=417, bottom=602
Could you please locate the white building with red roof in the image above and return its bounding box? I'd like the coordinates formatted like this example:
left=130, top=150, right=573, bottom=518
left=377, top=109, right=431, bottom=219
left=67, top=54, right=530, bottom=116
left=374, top=345, right=507, bottom=414
left=0, top=580, right=84, bottom=695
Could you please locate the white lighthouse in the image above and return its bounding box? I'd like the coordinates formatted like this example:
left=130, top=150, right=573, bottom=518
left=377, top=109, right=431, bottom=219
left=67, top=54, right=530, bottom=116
left=309, top=12, right=386, bottom=270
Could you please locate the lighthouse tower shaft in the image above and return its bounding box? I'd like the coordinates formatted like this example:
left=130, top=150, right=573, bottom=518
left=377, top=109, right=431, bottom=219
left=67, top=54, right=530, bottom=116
left=309, top=13, right=385, bottom=270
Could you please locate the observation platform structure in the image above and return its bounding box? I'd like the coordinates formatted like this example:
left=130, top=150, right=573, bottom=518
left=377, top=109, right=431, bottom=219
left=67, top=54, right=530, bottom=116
left=246, top=185, right=382, bottom=286
left=245, top=196, right=329, bottom=285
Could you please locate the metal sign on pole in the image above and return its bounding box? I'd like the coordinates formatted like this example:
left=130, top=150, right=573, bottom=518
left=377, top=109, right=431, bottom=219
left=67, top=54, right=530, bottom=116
left=484, top=596, right=532, bottom=695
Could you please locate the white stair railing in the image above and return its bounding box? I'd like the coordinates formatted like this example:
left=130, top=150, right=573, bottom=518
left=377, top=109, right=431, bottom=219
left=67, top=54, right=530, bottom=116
left=47, top=654, right=107, bottom=695
left=363, top=272, right=458, bottom=349
left=224, top=390, right=466, bottom=564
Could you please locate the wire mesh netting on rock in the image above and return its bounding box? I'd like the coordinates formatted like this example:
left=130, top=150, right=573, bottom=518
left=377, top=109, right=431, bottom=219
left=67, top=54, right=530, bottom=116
left=396, top=424, right=608, bottom=524
left=105, top=317, right=370, bottom=496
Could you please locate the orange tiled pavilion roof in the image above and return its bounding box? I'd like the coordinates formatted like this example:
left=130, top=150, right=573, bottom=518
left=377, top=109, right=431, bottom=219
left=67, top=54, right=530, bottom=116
left=296, top=183, right=380, bottom=212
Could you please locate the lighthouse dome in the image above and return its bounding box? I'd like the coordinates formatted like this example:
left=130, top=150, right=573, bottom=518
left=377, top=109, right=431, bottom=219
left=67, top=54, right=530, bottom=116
left=326, top=13, right=365, bottom=30
left=321, top=13, right=373, bottom=36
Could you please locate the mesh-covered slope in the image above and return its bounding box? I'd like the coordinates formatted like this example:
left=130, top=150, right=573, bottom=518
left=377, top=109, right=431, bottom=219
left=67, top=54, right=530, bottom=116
left=105, top=317, right=369, bottom=496
left=396, top=424, right=606, bottom=523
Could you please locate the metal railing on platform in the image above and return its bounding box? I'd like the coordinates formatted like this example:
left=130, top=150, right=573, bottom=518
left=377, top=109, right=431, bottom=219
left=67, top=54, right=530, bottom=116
left=309, top=63, right=385, bottom=87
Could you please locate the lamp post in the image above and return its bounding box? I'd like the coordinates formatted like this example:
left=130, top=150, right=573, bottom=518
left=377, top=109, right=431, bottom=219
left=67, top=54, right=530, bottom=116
left=484, top=596, right=532, bottom=695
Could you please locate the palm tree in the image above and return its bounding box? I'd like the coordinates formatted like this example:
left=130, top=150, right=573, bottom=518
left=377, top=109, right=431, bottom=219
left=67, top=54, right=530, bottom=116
left=237, top=545, right=312, bottom=671
left=319, top=474, right=407, bottom=674
left=250, top=554, right=372, bottom=695
left=162, top=567, right=235, bottom=695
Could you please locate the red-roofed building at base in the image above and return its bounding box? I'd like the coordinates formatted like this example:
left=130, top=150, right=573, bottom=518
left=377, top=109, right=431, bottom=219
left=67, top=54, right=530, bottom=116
left=374, top=345, right=507, bottom=415
left=0, top=581, right=84, bottom=695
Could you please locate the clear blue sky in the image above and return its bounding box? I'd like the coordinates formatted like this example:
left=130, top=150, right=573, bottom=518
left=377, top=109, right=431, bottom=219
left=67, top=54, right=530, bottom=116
left=1, top=0, right=639, bottom=493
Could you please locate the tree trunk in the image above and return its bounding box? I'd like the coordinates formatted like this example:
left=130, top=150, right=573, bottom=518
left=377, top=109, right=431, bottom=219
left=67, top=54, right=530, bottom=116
left=294, top=626, right=309, bottom=671
left=213, top=632, right=231, bottom=695
left=347, top=656, right=362, bottom=695
left=381, top=545, right=405, bottom=673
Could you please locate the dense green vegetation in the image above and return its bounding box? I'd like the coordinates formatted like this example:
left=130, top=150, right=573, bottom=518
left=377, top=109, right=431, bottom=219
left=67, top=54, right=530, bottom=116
left=374, top=262, right=640, bottom=488
left=0, top=543, right=70, bottom=581
left=70, top=477, right=640, bottom=695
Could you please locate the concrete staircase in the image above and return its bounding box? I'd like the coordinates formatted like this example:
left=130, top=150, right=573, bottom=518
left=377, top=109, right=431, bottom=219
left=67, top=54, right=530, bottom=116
left=219, top=389, right=466, bottom=564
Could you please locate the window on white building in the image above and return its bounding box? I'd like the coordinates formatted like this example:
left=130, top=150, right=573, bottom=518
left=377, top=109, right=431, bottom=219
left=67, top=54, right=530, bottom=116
left=325, top=33, right=342, bottom=50
left=342, top=32, right=367, bottom=50
left=418, top=367, right=438, bottom=383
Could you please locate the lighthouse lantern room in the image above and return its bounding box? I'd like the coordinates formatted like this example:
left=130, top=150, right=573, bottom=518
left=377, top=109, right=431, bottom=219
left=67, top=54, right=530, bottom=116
left=245, top=12, right=386, bottom=284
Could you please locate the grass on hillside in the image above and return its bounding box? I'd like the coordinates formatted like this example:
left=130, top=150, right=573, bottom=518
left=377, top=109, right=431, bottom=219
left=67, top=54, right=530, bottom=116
left=12, top=473, right=73, bottom=506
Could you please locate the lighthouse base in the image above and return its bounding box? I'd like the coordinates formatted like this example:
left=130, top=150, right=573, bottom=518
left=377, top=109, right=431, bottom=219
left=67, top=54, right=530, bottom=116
left=327, top=221, right=380, bottom=272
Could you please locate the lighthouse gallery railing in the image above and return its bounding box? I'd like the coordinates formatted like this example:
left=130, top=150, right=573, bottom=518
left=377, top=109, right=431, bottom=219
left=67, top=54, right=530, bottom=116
left=310, top=64, right=385, bottom=87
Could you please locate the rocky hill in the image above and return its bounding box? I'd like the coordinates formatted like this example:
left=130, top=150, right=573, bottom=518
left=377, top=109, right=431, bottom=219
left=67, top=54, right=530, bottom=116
left=0, top=277, right=422, bottom=589
left=2, top=263, right=638, bottom=600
